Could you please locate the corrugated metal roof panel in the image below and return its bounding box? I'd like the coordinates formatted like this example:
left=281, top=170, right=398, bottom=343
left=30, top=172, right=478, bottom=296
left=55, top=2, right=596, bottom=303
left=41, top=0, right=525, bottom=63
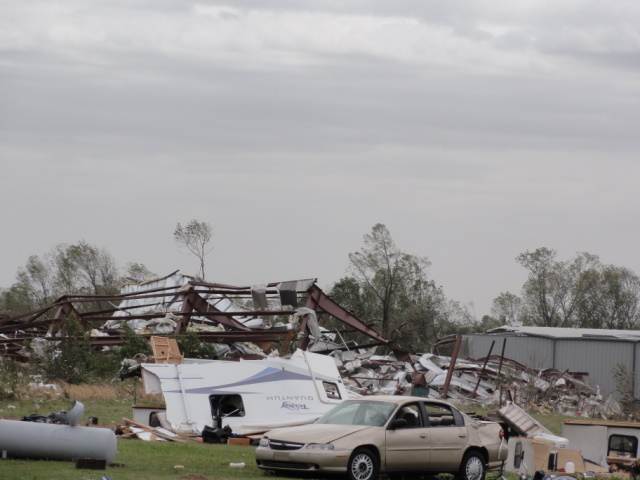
left=487, top=326, right=640, bottom=340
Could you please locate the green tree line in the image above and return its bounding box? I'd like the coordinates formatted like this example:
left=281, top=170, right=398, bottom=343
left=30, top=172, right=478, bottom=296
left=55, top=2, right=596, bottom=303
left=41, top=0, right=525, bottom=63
left=491, top=247, right=640, bottom=329
left=0, top=240, right=156, bottom=317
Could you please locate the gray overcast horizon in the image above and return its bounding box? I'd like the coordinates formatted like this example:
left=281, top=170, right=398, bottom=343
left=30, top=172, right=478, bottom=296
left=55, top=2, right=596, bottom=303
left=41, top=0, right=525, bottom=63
left=2, top=0, right=639, bottom=318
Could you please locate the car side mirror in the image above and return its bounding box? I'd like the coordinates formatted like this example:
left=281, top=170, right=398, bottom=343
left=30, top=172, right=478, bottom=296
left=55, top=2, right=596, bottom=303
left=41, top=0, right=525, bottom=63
left=390, top=419, right=407, bottom=430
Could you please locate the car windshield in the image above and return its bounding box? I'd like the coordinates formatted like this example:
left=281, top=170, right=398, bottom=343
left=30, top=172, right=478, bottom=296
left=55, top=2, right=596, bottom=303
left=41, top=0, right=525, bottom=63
left=315, top=400, right=397, bottom=426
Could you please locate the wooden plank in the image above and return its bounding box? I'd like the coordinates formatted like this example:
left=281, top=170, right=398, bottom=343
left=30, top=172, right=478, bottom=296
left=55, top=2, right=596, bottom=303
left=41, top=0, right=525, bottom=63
left=122, top=417, right=186, bottom=442
left=150, top=336, right=183, bottom=364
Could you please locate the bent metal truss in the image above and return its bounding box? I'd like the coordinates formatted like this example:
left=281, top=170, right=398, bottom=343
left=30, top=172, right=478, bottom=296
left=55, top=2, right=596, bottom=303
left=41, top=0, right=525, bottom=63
left=0, top=272, right=409, bottom=362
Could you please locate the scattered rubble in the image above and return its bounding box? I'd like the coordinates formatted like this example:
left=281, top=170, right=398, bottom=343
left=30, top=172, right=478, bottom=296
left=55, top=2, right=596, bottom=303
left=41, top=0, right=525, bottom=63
left=330, top=348, right=615, bottom=419
left=119, top=418, right=186, bottom=442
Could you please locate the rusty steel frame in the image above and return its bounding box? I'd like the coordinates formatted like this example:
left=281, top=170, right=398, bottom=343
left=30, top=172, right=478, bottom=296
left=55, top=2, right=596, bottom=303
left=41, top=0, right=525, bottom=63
left=0, top=279, right=400, bottom=360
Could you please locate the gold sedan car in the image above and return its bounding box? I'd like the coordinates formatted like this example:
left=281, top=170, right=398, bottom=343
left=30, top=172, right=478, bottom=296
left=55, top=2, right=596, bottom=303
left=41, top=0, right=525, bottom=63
left=255, top=395, right=506, bottom=480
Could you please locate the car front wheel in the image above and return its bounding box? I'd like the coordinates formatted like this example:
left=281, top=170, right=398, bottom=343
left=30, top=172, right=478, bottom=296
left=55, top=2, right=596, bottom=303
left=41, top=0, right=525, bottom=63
left=348, top=448, right=379, bottom=480
left=458, top=451, right=486, bottom=480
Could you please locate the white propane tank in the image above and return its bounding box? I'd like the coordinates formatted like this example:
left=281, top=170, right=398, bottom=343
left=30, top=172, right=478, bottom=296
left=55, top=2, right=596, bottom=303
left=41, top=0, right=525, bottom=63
left=0, top=402, right=116, bottom=463
left=0, top=420, right=117, bottom=463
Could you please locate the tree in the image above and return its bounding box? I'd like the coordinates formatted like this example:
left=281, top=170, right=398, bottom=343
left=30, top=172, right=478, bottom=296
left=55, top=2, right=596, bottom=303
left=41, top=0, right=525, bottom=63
left=613, top=363, right=637, bottom=416
left=490, top=292, right=522, bottom=325
left=577, top=265, right=640, bottom=330
left=0, top=241, right=122, bottom=317
left=329, top=276, right=379, bottom=321
left=392, top=286, right=471, bottom=352
left=3, top=254, right=56, bottom=314
left=516, top=248, right=599, bottom=327
left=330, top=271, right=461, bottom=352
left=124, top=262, right=158, bottom=284
left=515, top=247, right=640, bottom=329
left=475, top=314, right=504, bottom=332
left=49, top=241, right=121, bottom=315
left=174, top=220, right=213, bottom=280
left=53, top=241, right=120, bottom=296
left=40, top=316, right=94, bottom=384
left=347, top=223, right=432, bottom=339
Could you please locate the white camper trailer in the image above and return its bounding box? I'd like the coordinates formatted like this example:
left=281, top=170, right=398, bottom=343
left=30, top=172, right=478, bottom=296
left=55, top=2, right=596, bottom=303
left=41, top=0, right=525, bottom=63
left=137, top=349, right=350, bottom=435
left=563, top=419, right=640, bottom=468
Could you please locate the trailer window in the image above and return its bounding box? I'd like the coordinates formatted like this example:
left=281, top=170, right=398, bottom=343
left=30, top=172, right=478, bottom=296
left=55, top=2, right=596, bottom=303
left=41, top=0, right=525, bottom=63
left=323, top=381, right=342, bottom=399
left=209, top=395, right=245, bottom=419
left=608, top=434, right=638, bottom=458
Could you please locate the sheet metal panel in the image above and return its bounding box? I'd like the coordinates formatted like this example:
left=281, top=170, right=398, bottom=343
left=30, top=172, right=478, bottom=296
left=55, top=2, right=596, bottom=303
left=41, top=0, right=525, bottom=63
left=554, top=339, right=633, bottom=398
left=489, top=326, right=640, bottom=338
left=465, top=334, right=640, bottom=400
left=635, top=343, right=640, bottom=400
left=465, top=334, right=555, bottom=369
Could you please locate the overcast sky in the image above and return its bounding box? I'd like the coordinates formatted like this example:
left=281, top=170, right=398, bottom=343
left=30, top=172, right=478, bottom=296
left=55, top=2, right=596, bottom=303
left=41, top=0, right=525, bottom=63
left=2, top=0, right=639, bottom=317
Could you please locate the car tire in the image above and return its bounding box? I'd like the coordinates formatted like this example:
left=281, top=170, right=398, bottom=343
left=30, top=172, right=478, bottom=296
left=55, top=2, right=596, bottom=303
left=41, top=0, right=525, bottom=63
left=457, top=451, right=486, bottom=480
left=348, top=448, right=379, bottom=480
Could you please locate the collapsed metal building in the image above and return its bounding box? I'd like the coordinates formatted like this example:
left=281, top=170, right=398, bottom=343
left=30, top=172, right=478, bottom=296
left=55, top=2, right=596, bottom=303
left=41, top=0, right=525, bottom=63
left=0, top=271, right=410, bottom=363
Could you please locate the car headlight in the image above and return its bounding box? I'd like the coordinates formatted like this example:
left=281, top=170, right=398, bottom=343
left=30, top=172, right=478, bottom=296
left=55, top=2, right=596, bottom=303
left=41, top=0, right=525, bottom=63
left=306, top=443, right=334, bottom=450
left=259, top=437, right=270, bottom=447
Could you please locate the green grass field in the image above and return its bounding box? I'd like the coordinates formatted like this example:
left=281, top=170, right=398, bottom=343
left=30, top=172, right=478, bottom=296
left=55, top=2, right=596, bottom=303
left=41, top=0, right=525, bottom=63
left=0, top=440, right=263, bottom=480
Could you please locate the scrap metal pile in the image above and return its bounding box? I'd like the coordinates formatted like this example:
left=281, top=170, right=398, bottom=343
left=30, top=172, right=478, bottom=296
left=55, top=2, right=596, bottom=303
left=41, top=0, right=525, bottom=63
left=332, top=348, right=618, bottom=418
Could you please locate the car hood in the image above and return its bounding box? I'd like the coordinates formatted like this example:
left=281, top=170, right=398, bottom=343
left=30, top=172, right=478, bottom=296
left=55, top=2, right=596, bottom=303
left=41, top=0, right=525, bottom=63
left=266, top=424, right=374, bottom=444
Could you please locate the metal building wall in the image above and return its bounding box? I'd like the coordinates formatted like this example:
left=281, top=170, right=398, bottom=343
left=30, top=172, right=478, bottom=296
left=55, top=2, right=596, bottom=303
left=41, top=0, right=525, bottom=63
left=554, top=339, right=634, bottom=398
left=635, top=343, right=640, bottom=400
left=463, top=334, right=555, bottom=369
left=463, top=334, right=640, bottom=399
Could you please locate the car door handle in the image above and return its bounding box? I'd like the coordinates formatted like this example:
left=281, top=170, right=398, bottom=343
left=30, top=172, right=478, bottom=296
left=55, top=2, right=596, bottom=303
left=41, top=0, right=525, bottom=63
left=420, top=434, right=427, bottom=439
left=458, top=433, right=467, bottom=438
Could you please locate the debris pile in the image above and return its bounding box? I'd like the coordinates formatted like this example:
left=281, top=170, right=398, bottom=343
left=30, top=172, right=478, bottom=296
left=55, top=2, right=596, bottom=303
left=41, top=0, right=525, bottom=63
left=330, top=349, right=616, bottom=418
left=117, top=418, right=186, bottom=442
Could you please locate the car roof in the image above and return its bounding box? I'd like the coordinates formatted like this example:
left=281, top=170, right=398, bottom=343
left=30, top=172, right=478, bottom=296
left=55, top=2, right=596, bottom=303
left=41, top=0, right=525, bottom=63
left=346, top=395, right=454, bottom=407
